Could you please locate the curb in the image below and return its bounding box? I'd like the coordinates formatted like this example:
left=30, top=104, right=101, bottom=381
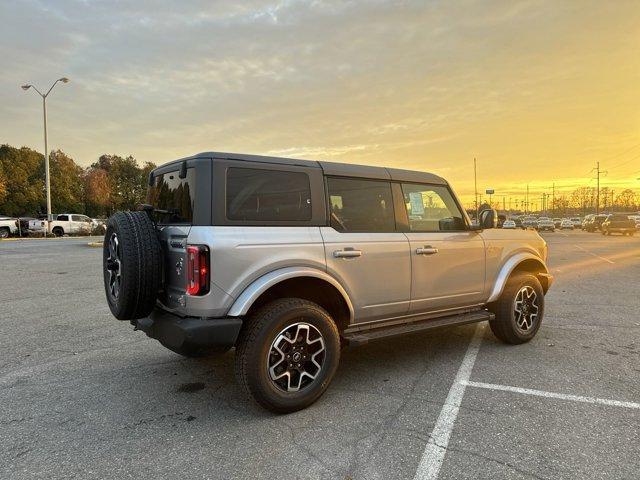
left=1, top=236, right=103, bottom=242
left=87, top=242, right=103, bottom=248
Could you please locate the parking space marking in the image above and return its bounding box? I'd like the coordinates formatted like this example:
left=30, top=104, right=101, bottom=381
left=574, top=244, right=615, bottom=264
left=413, top=324, right=484, bottom=480
left=462, top=381, right=640, bottom=409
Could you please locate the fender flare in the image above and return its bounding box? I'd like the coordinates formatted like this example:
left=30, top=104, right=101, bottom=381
left=227, top=266, right=355, bottom=322
left=486, top=253, right=550, bottom=303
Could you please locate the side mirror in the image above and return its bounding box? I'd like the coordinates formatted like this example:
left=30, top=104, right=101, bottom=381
left=480, top=209, right=498, bottom=229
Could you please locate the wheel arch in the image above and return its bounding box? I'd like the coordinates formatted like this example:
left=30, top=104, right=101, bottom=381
left=487, top=253, right=552, bottom=303
left=227, top=267, right=354, bottom=331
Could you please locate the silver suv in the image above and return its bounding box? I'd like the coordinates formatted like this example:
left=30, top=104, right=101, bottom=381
left=103, top=152, right=553, bottom=412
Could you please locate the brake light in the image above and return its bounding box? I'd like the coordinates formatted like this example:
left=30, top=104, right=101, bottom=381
left=186, top=245, right=210, bottom=296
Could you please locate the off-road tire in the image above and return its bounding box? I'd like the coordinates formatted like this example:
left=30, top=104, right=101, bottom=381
left=52, top=227, right=64, bottom=237
left=488, top=273, right=544, bottom=345
left=103, top=211, right=162, bottom=320
left=235, top=298, right=341, bottom=413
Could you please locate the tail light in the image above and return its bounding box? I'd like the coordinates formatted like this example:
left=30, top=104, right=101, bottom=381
left=186, top=245, right=210, bottom=296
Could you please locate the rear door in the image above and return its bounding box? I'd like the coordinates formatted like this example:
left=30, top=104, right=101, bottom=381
left=148, top=165, right=199, bottom=311
left=399, top=182, right=486, bottom=313
left=321, top=177, right=411, bottom=322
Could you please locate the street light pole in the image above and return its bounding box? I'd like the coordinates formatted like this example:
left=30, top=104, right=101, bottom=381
left=21, top=78, right=69, bottom=231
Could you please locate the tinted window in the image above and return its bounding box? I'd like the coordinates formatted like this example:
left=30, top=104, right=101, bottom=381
left=401, top=183, right=465, bottom=231
left=57, top=215, right=68, bottom=221
left=148, top=169, right=195, bottom=224
left=226, top=168, right=311, bottom=222
left=327, top=177, right=395, bottom=232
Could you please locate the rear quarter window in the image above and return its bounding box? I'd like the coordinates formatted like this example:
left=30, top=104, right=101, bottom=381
left=226, top=167, right=312, bottom=222
left=147, top=169, right=196, bottom=224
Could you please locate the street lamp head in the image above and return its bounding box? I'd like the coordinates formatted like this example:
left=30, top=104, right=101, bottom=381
left=21, top=84, right=31, bottom=91
left=59, top=77, right=70, bottom=83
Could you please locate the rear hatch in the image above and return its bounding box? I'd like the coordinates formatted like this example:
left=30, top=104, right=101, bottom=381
left=147, top=162, right=201, bottom=312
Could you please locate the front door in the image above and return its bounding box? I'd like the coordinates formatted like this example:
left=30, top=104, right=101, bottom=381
left=322, top=177, right=411, bottom=322
left=399, top=182, right=485, bottom=313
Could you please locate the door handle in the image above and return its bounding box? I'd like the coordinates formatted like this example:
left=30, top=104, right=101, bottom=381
left=416, top=246, right=439, bottom=255
left=333, top=248, right=362, bottom=258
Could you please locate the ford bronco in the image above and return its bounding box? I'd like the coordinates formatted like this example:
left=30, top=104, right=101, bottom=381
left=103, top=152, right=553, bottom=412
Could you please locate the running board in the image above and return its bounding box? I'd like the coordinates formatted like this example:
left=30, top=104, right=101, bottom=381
left=342, top=310, right=494, bottom=346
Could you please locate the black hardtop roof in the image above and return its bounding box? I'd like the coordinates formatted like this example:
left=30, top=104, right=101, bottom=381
left=160, top=151, right=448, bottom=185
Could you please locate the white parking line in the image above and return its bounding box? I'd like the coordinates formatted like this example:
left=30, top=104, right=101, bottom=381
left=413, top=324, right=484, bottom=480
left=574, top=244, right=615, bottom=264
left=462, top=381, right=640, bottom=409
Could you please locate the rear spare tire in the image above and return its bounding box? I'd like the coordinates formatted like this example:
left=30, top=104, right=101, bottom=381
left=103, top=211, right=162, bottom=320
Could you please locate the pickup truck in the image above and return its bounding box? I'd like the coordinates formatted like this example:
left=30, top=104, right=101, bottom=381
left=0, top=216, right=18, bottom=238
left=49, top=214, right=93, bottom=236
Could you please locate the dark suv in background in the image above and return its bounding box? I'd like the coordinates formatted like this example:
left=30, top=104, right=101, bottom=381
left=601, top=214, right=636, bottom=236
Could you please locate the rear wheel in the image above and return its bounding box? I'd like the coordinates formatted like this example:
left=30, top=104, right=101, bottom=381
left=0, top=227, right=9, bottom=238
left=489, top=273, right=544, bottom=344
left=52, top=227, right=64, bottom=237
left=235, top=298, right=341, bottom=413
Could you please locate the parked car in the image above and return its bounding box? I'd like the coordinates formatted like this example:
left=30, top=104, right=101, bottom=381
left=537, top=218, right=555, bottom=232
left=553, top=218, right=562, bottom=228
left=512, top=217, right=525, bottom=229
left=601, top=214, right=636, bottom=236
left=581, top=214, right=594, bottom=230
left=102, top=152, right=553, bottom=413
left=522, top=216, right=538, bottom=229
left=559, top=219, right=574, bottom=230
left=0, top=216, right=19, bottom=238
left=570, top=217, right=582, bottom=228
left=502, top=220, right=516, bottom=229
left=49, top=214, right=93, bottom=236
left=17, top=217, right=46, bottom=235
left=584, top=214, right=608, bottom=232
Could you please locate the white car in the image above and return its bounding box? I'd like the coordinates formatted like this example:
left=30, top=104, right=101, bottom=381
left=560, top=219, right=574, bottom=230
left=570, top=217, right=582, bottom=227
left=49, top=214, right=93, bottom=237
left=502, top=220, right=516, bottom=229
left=0, top=216, right=18, bottom=238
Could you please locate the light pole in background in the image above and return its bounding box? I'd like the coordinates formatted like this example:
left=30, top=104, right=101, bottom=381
left=21, top=78, right=70, bottom=229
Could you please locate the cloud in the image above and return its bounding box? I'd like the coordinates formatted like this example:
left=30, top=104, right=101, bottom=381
left=1, top=0, right=638, bottom=204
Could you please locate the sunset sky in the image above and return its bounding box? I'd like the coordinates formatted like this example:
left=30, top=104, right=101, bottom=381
left=1, top=0, right=639, bottom=206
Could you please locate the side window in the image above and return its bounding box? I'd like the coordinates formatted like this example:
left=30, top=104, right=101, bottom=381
left=226, top=167, right=311, bottom=222
left=57, top=215, right=69, bottom=221
left=71, top=215, right=83, bottom=222
left=401, top=183, right=466, bottom=232
left=327, top=177, right=395, bottom=232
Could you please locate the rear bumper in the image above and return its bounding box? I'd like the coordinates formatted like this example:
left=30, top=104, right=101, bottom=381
left=135, top=308, right=243, bottom=352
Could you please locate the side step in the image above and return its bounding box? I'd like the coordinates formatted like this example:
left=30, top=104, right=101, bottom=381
left=342, top=310, right=494, bottom=346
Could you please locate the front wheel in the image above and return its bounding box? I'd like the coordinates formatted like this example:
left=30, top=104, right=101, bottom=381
left=0, top=228, right=9, bottom=239
left=489, top=273, right=544, bottom=344
left=235, top=298, right=341, bottom=413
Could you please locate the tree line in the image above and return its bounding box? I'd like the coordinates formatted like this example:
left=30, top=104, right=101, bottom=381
left=0, top=144, right=155, bottom=218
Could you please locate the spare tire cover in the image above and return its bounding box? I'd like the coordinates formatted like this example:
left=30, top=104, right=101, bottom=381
left=103, top=211, right=162, bottom=320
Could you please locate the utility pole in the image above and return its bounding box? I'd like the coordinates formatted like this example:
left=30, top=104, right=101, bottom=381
left=594, top=162, right=607, bottom=215
left=474, top=158, right=478, bottom=220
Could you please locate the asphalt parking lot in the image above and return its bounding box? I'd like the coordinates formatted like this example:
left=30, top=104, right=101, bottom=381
left=1, top=231, right=639, bottom=480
